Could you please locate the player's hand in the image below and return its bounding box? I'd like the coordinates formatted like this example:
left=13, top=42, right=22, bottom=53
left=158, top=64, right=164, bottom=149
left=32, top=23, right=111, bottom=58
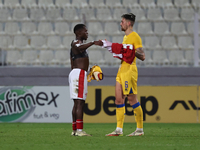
left=94, top=40, right=103, bottom=46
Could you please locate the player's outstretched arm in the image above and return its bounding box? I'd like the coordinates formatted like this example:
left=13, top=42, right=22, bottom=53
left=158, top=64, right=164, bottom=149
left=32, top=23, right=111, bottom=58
left=94, top=40, right=103, bottom=46
left=73, top=40, right=95, bottom=52
left=135, top=47, right=145, bottom=61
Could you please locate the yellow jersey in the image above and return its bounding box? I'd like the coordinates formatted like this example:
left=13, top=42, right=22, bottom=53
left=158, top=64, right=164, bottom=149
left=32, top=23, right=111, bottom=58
left=116, top=31, right=143, bottom=95
left=122, top=31, right=143, bottom=65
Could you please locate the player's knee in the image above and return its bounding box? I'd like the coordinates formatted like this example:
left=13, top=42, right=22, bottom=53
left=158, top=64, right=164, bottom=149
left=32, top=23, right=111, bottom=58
left=115, top=98, right=124, bottom=105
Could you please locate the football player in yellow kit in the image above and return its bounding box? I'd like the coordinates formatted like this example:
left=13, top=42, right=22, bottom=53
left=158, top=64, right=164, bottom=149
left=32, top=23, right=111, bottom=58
left=102, top=13, right=145, bottom=136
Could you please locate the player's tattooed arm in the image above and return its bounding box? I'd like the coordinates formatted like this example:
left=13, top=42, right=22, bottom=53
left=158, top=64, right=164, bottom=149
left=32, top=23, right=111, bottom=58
left=135, top=47, right=145, bottom=61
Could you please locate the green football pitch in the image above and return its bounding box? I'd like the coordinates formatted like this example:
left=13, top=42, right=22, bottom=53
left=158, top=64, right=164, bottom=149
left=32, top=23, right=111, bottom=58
left=0, top=123, right=199, bottom=150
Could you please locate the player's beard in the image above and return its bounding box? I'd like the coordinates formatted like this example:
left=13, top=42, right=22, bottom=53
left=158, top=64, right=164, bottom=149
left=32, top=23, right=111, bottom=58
left=121, top=25, right=127, bottom=31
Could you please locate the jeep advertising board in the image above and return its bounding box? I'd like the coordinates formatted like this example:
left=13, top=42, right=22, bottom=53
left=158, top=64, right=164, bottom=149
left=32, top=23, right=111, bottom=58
left=0, top=86, right=199, bottom=123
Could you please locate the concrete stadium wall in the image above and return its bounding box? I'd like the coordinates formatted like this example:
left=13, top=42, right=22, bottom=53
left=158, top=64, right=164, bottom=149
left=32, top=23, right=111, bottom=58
left=0, top=67, right=200, bottom=86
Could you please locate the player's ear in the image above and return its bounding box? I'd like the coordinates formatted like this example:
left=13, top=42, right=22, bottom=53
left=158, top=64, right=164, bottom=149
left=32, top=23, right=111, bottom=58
left=128, top=21, right=131, bottom=26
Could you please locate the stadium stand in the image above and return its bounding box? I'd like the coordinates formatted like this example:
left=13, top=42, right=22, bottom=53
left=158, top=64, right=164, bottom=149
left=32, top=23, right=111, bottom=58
left=105, top=0, right=123, bottom=8
left=157, top=0, right=173, bottom=8
left=0, top=0, right=196, bottom=67
left=22, top=50, right=38, bottom=65
left=55, top=0, right=71, bottom=8
left=122, top=0, right=140, bottom=8
left=89, top=0, right=105, bottom=8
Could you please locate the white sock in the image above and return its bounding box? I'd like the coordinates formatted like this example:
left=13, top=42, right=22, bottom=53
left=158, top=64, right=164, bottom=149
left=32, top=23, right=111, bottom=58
left=136, top=128, right=143, bottom=132
left=116, top=127, right=123, bottom=132
left=77, top=129, right=82, bottom=131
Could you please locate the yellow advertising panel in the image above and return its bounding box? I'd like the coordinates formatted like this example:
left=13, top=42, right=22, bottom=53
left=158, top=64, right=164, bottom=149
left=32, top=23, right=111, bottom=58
left=84, top=86, right=199, bottom=123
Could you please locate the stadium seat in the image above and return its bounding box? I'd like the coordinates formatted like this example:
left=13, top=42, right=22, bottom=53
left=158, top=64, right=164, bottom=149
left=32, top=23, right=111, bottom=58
left=178, top=36, right=194, bottom=50
left=21, top=0, right=38, bottom=8
left=131, top=7, right=147, bottom=22
left=161, top=36, right=178, bottom=50
left=113, top=7, right=129, bottom=21
left=5, top=22, right=21, bottom=35
left=89, top=50, right=104, bottom=65
left=12, top=8, right=29, bottom=21
left=140, top=0, right=156, bottom=8
left=163, top=7, right=180, bottom=21
left=185, top=50, right=194, bottom=65
left=89, top=0, right=105, bottom=8
left=46, top=8, right=62, bottom=21
left=4, top=0, right=20, bottom=8
left=0, top=8, right=12, bottom=21
left=54, top=22, right=71, bottom=35
left=174, top=0, right=191, bottom=7
left=147, top=7, right=164, bottom=21
left=168, top=50, right=186, bottom=65
left=31, top=35, right=47, bottom=49
left=86, top=35, right=95, bottom=45
left=71, top=0, right=88, bottom=8
left=152, top=50, right=169, bottom=65
left=87, top=21, right=104, bottom=35
left=0, top=35, right=12, bottom=49
left=137, top=22, right=153, bottom=36
left=180, top=8, right=195, bottom=21
left=154, top=22, right=170, bottom=35
left=104, top=21, right=121, bottom=35
left=54, top=50, right=70, bottom=65
left=137, top=50, right=153, bottom=66
left=157, top=0, right=174, bottom=8
left=80, top=7, right=96, bottom=21
left=30, top=8, right=46, bottom=21
left=186, top=22, right=194, bottom=35
left=0, top=0, right=3, bottom=8
left=95, top=34, right=109, bottom=41
left=186, top=22, right=200, bottom=35
left=112, top=35, right=123, bottom=43
left=63, top=8, right=80, bottom=22
left=63, top=35, right=75, bottom=49
left=171, top=22, right=187, bottom=35
left=105, top=0, right=123, bottom=8
left=145, top=36, right=161, bottom=50
left=22, top=50, right=38, bottom=65
left=145, top=50, right=153, bottom=65
left=38, top=0, right=55, bottom=8
left=96, top=7, right=113, bottom=21
left=0, top=23, right=4, bottom=35
left=55, top=0, right=71, bottom=8
left=191, top=0, right=200, bottom=8
left=6, top=50, right=22, bottom=65
left=21, top=22, right=37, bottom=35
left=104, top=51, right=121, bottom=66
left=13, top=35, right=30, bottom=50
left=38, top=22, right=54, bottom=35
left=39, top=50, right=54, bottom=65
left=47, top=36, right=63, bottom=49
left=71, top=22, right=84, bottom=33
left=122, top=0, right=140, bottom=8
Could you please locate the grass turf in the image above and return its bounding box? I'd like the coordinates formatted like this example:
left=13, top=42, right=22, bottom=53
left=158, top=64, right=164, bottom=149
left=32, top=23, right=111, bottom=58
left=0, top=123, right=199, bottom=150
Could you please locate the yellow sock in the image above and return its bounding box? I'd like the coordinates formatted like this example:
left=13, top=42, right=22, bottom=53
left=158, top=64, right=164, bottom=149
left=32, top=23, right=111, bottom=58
left=132, top=103, right=143, bottom=129
left=116, top=104, right=125, bottom=129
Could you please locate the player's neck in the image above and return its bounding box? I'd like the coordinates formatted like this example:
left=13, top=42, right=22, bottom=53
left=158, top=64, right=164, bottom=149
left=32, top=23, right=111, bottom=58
left=124, top=27, right=133, bottom=36
left=76, top=37, right=83, bottom=43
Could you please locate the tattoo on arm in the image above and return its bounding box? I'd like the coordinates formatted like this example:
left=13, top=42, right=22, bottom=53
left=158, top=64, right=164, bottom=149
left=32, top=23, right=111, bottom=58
left=135, top=47, right=145, bottom=61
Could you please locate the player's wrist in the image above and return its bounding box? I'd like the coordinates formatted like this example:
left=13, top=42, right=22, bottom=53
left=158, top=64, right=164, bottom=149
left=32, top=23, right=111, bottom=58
left=91, top=41, right=95, bottom=45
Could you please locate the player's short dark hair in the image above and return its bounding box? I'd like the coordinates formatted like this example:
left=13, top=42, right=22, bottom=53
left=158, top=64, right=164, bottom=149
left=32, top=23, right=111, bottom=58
left=121, top=13, right=136, bottom=22
left=73, top=24, right=86, bottom=34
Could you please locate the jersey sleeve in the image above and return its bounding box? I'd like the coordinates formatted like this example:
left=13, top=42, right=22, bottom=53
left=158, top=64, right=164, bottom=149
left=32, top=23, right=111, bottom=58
left=134, top=33, right=143, bottom=49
